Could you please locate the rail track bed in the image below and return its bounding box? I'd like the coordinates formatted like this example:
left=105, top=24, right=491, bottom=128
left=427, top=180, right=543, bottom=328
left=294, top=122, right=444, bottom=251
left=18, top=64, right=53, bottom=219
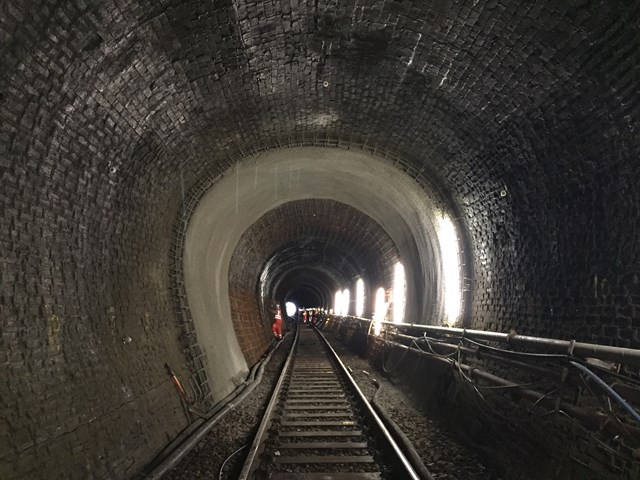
left=239, top=327, right=420, bottom=480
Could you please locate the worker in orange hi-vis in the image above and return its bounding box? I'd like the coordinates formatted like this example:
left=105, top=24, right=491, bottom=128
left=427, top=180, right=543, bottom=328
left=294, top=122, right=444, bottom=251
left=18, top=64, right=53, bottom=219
left=272, top=304, right=283, bottom=340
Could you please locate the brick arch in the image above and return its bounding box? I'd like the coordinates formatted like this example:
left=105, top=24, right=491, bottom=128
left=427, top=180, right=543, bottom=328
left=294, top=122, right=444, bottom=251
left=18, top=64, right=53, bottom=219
left=228, top=198, right=402, bottom=364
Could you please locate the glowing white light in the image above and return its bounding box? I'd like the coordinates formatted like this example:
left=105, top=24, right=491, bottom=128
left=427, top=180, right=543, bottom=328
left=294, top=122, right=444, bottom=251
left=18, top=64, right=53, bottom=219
left=393, top=263, right=406, bottom=324
left=355, top=278, right=365, bottom=317
left=342, top=288, right=350, bottom=316
left=334, top=290, right=342, bottom=315
left=373, top=287, right=388, bottom=335
left=437, top=214, right=461, bottom=324
left=285, top=302, right=297, bottom=317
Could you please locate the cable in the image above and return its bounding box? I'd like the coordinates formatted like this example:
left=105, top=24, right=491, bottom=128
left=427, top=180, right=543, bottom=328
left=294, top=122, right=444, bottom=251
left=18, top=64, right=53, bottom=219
left=574, top=422, right=639, bottom=465
left=399, top=331, right=640, bottom=390
left=477, top=381, right=546, bottom=390
left=537, top=409, right=570, bottom=419
left=461, top=374, right=562, bottom=425
left=385, top=334, right=569, bottom=426
left=576, top=369, right=633, bottom=437
left=218, top=444, right=248, bottom=480
left=462, top=337, right=568, bottom=359
left=528, top=388, right=560, bottom=413
left=412, top=337, right=459, bottom=359
left=381, top=340, right=412, bottom=373
left=454, top=348, right=485, bottom=400
left=570, top=361, right=640, bottom=426
left=412, top=335, right=554, bottom=399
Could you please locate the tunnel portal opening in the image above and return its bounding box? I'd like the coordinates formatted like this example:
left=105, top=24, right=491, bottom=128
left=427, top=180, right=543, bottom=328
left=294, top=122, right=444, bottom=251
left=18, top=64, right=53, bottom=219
left=243, top=199, right=402, bottom=345
left=180, top=147, right=468, bottom=404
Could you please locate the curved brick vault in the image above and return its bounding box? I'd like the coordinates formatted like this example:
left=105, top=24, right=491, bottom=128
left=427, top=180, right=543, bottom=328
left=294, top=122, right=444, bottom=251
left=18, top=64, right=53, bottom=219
left=229, top=198, right=402, bottom=366
left=1, top=1, right=640, bottom=479
left=180, top=147, right=450, bottom=405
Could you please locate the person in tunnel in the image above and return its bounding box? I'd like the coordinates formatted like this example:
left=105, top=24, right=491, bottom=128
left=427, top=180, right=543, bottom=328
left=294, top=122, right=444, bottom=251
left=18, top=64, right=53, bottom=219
left=316, top=309, right=329, bottom=330
left=272, top=304, right=283, bottom=340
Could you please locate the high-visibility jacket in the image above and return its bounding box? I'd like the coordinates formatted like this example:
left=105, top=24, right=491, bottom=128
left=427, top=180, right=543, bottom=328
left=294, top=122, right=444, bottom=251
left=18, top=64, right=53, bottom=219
left=272, top=309, right=283, bottom=338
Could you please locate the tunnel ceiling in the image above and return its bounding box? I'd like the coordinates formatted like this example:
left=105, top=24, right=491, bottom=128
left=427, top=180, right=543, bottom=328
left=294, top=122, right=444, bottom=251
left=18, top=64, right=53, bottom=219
left=3, top=0, right=639, bottom=327
left=4, top=0, right=639, bottom=224
left=275, top=267, right=336, bottom=309
left=230, top=198, right=401, bottom=315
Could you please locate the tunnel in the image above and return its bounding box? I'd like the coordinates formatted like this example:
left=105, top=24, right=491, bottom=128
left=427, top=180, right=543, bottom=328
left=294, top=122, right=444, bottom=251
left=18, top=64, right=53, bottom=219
left=1, top=1, right=639, bottom=479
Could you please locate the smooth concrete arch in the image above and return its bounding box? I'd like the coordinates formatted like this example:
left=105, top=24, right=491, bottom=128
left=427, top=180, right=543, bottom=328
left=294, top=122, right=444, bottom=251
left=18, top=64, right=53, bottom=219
left=184, top=146, right=454, bottom=398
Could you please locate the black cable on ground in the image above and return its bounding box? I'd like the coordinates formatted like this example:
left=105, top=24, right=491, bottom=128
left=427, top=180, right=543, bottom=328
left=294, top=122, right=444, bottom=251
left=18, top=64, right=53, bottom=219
left=135, top=349, right=270, bottom=478
left=141, top=334, right=290, bottom=479
left=218, top=444, right=248, bottom=480
left=370, top=379, right=435, bottom=480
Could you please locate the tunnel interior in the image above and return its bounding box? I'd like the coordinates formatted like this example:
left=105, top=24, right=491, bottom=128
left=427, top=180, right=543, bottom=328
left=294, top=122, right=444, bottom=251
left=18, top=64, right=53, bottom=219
left=181, top=148, right=457, bottom=401
left=2, top=1, right=640, bottom=479
left=230, top=198, right=403, bottom=360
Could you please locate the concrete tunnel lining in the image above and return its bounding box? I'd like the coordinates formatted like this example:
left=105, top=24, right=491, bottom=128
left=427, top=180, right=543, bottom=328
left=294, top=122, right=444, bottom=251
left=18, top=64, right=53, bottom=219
left=183, top=146, right=461, bottom=399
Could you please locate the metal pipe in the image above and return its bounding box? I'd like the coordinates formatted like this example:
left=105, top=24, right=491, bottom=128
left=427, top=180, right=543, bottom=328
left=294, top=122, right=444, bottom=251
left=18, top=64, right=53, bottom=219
left=344, top=317, right=640, bottom=367
left=143, top=337, right=288, bottom=479
left=392, top=332, right=570, bottom=384
left=375, top=336, right=640, bottom=446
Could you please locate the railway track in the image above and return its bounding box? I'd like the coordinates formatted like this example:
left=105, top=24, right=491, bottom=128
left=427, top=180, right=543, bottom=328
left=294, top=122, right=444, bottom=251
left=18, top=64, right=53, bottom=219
left=238, top=326, right=421, bottom=480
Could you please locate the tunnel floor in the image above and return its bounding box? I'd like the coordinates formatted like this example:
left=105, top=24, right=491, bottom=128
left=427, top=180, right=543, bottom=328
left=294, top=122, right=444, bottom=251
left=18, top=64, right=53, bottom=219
left=162, top=328, right=506, bottom=480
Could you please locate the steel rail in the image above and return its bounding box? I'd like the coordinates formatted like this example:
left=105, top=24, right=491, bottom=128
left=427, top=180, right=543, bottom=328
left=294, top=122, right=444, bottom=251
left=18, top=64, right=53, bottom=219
left=238, top=326, right=300, bottom=480
left=238, top=324, right=423, bottom=479
left=315, top=328, right=421, bottom=480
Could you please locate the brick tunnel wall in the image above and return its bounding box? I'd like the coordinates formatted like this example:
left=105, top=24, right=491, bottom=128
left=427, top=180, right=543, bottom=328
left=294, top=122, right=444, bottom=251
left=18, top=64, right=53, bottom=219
left=228, top=199, right=401, bottom=365
left=1, top=163, right=191, bottom=479
left=469, top=112, right=640, bottom=347
left=2, top=1, right=640, bottom=479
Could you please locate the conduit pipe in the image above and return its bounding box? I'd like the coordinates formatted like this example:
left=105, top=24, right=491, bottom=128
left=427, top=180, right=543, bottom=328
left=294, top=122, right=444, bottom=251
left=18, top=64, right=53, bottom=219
left=142, top=337, right=288, bottom=479
left=347, top=317, right=640, bottom=367
left=375, top=337, right=640, bottom=447
left=391, top=332, right=640, bottom=392
left=391, top=332, right=574, bottom=384
left=141, top=357, right=266, bottom=476
left=570, top=361, right=640, bottom=425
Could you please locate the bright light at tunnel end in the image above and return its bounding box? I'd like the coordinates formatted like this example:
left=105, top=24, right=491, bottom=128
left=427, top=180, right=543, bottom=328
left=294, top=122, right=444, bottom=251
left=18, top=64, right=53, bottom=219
left=285, top=302, right=297, bottom=317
